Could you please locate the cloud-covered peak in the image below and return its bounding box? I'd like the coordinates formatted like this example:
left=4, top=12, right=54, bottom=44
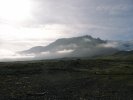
left=20, top=35, right=116, bottom=59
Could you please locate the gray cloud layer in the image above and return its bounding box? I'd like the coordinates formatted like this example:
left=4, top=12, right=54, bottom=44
left=24, top=0, right=133, bottom=40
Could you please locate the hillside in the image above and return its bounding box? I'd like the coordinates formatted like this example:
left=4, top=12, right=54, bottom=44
left=98, top=50, right=133, bottom=60
left=20, top=35, right=118, bottom=59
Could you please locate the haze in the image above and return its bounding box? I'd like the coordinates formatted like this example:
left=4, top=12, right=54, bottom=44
left=0, top=0, right=133, bottom=61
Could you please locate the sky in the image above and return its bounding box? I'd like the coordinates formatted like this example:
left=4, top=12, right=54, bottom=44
left=0, top=0, right=133, bottom=59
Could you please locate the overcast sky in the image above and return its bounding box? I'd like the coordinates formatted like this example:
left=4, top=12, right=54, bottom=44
left=0, top=0, right=133, bottom=58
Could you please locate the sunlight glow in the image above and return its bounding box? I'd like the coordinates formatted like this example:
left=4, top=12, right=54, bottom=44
left=0, top=0, right=32, bottom=23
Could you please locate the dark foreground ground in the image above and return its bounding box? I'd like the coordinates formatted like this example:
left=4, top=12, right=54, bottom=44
left=0, top=59, right=133, bottom=100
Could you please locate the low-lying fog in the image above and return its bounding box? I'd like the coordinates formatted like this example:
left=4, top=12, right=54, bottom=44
left=0, top=37, right=133, bottom=62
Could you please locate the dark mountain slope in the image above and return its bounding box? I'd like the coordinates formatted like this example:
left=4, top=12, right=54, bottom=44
left=20, top=35, right=118, bottom=59
left=98, top=50, right=133, bottom=60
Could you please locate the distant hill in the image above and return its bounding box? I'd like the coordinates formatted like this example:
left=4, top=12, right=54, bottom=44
left=98, top=50, right=133, bottom=60
left=114, top=50, right=133, bottom=56
left=20, top=35, right=119, bottom=59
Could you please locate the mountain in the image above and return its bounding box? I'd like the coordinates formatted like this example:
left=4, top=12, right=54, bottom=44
left=21, top=35, right=106, bottom=54
left=20, top=35, right=119, bottom=59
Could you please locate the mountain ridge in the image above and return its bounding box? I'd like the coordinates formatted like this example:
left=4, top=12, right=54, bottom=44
left=19, top=35, right=133, bottom=59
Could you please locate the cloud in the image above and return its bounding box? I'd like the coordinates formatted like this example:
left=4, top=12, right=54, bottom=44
left=29, top=0, right=133, bottom=24
left=1, top=0, right=133, bottom=41
left=57, top=49, right=74, bottom=54
left=22, top=0, right=133, bottom=40
left=0, top=48, right=35, bottom=62
left=98, top=42, right=117, bottom=48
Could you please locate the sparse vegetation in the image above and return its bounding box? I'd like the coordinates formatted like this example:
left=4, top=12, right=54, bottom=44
left=0, top=59, right=133, bottom=99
